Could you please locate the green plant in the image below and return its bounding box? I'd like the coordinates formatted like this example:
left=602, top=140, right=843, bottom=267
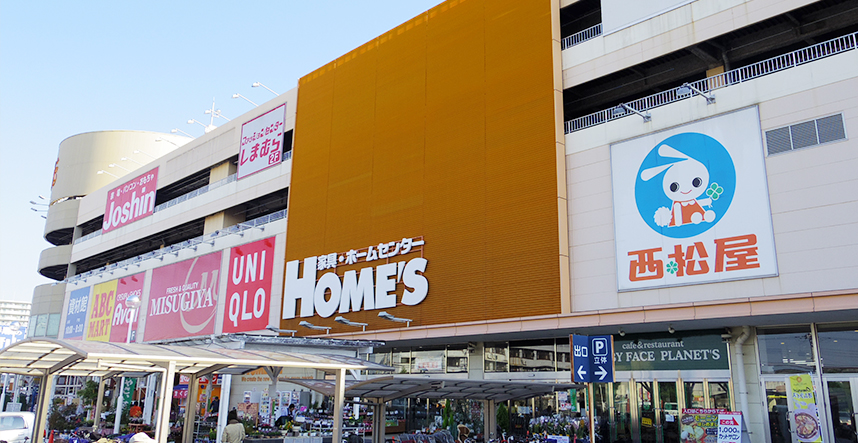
left=496, top=403, right=510, bottom=434
left=78, top=380, right=99, bottom=406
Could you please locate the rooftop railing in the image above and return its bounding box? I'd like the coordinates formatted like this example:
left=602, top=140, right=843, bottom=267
left=564, top=31, right=858, bottom=134
left=561, top=23, right=602, bottom=50
left=65, top=208, right=287, bottom=285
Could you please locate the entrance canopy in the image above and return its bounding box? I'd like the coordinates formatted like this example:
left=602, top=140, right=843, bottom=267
left=287, top=375, right=582, bottom=402
left=0, top=337, right=390, bottom=377
left=0, top=338, right=392, bottom=443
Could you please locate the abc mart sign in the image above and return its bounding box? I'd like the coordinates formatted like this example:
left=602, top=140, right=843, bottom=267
left=610, top=107, right=778, bottom=291
left=282, top=237, right=428, bottom=319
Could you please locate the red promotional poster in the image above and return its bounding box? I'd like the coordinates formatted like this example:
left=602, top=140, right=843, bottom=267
left=144, top=252, right=222, bottom=341
left=108, top=273, right=146, bottom=342
left=103, top=167, right=158, bottom=233
left=223, top=237, right=275, bottom=333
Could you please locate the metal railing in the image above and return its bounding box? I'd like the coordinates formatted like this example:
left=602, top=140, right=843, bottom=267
left=564, top=31, right=858, bottom=133
left=66, top=208, right=287, bottom=284
left=561, top=23, right=602, bottom=50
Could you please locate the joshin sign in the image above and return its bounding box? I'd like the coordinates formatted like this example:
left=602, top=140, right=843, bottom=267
left=611, top=107, right=777, bottom=291
left=223, top=238, right=275, bottom=333
left=238, top=104, right=286, bottom=179
left=103, top=168, right=158, bottom=233
left=144, top=252, right=222, bottom=341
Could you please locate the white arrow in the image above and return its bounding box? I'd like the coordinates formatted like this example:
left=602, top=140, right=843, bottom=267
left=595, top=365, right=608, bottom=380
left=576, top=365, right=587, bottom=380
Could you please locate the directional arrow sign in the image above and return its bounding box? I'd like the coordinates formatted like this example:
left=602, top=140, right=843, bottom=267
left=589, top=335, right=614, bottom=382
left=571, top=334, right=591, bottom=383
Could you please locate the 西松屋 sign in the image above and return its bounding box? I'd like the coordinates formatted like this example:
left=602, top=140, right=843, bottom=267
left=144, top=252, right=222, bottom=341
left=103, top=168, right=158, bottom=233
left=282, top=237, right=427, bottom=319
left=224, top=237, right=275, bottom=333
left=610, top=107, right=777, bottom=291
left=238, top=104, right=286, bottom=179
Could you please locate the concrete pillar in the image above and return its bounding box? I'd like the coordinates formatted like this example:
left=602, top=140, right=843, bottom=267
left=114, top=378, right=126, bottom=434
left=156, top=362, right=176, bottom=443
left=182, top=375, right=200, bottom=443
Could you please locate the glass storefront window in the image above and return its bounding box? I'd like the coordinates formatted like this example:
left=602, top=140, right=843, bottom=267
left=708, top=381, right=731, bottom=410
left=485, top=343, right=509, bottom=372
left=393, top=351, right=412, bottom=374
left=684, top=382, right=705, bottom=408
left=509, top=340, right=555, bottom=372
left=47, top=313, right=61, bottom=337
left=817, top=323, right=858, bottom=373
left=758, top=326, right=816, bottom=374
left=447, top=348, right=469, bottom=373
left=412, top=349, right=445, bottom=374
left=556, top=338, right=571, bottom=371
left=364, top=351, right=392, bottom=375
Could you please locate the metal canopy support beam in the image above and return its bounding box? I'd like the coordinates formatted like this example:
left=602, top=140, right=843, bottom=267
left=93, top=377, right=107, bottom=429
left=216, top=374, right=232, bottom=443
left=484, top=400, right=497, bottom=441
left=382, top=381, right=444, bottom=402
left=182, top=373, right=200, bottom=443
left=49, top=354, right=84, bottom=374
left=33, top=373, right=54, bottom=443
left=143, top=374, right=157, bottom=425
left=371, top=398, right=386, bottom=443
left=333, top=368, right=346, bottom=443
left=155, top=361, right=176, bottom=443
left=195, top=364, right=230, bottom=378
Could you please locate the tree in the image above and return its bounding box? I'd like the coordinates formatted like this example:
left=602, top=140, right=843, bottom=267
left=496, top=403, right=510, bottom=435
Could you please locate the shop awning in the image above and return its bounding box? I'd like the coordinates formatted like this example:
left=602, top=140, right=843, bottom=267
left=284, top=375, right=582, bottom=402
left=0, top=337, right=392, bottom=377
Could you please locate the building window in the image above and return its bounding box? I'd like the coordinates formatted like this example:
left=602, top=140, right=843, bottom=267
left=757, top=326, right=816, bottom=374
left=484, top=343, right=509, bottom=373
left=509, top=340, right=555, bottom=372
left=411, top=349, right=445, bottom=374
left=816, top=323, right=858, bottom=373
left=446, top=347, right=469, bottom=373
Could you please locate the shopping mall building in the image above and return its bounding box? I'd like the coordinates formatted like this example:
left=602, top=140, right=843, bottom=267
left=31, top=0, right=858, bottom=442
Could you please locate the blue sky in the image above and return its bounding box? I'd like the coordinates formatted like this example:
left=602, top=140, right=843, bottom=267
left=0, top=1, right=444, bottom=303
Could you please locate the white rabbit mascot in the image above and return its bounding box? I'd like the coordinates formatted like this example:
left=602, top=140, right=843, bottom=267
left=640, top=144, right=715, bottom=227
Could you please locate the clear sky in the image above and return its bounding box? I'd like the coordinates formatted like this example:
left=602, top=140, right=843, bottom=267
left=0, top=1, right=445, bottom=303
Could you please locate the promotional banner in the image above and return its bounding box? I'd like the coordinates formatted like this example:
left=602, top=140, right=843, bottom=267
left=611, top=107, right=777, bottom=291
left=223, top=238, right=275, bottom=333
left=613, top=332, right=729, bottom=371
left=788, top=374, right=823, bottom=443
left=681, top=409, right=727, bottom=443
left=716, top=412, right=743, bottom=443
left=122, top=378, right=137, bottom=405
left=109, top=273, right=146, bottom=342
left=238, top=104, right=286, bottom=179
left=145, top=252, right=222, bottom=341
left=103, top=168, right=158, bottom=233
left=88, top=280, right=118, bottom=341
left=0, top=322, right=27, bottom=349
left=63, top=287, right=91, bottom=339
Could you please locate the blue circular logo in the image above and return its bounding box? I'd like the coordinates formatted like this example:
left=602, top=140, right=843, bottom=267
left=634, top=132, right=736, bottom=239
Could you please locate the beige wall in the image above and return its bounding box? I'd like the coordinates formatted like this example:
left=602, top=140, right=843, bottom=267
left=561, top=0, right=818, bottom=89
left=565, top=49, right=858, bottom=312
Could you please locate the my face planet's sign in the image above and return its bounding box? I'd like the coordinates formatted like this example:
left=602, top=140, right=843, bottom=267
left=613, top=333, right=728, bottom=371
left=282, top=237, right=427, bottom=319
left=103, top=168, right=158, bottom=233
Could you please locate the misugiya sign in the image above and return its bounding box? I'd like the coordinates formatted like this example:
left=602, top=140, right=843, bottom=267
left=611, top=107, right=777, bottom=291
left=282, top=237, right=427, bottom=319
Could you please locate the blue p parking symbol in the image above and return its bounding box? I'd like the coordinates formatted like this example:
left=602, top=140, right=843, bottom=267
left=592, top=337, right=608, bottom=356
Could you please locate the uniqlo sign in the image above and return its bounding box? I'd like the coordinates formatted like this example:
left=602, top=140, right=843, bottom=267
left=237, top=104, right=286, bottom=179
left=103, top=168, right=158, bottom=233
left=223, top=237, right=275, bottom=333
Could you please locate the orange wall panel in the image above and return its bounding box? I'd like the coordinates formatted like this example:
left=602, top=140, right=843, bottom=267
left=285, top=0, right=560, bottom=334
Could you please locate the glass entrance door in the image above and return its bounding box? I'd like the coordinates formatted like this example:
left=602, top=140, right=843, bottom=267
left=765, top=380, right=792, bottom=443
left=823, top=378, right=858, bottom=443
left=658, top=382, right=680, bottom=443
left=637, top=382, right=656, bottom=443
